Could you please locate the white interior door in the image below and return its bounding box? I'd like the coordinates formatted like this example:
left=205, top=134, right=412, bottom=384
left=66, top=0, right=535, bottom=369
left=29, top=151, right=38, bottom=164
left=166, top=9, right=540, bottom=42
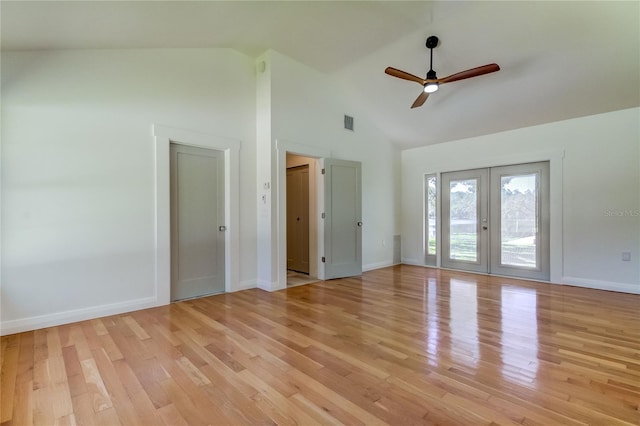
left=170, top=144, right=225, bottom=301
left=323, top=158, right=362, bottom=279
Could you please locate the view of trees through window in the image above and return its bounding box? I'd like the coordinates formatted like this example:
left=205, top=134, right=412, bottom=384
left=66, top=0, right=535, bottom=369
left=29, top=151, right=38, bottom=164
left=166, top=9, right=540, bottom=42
left=500, top=174, right=537, bottom=267
left=428, top=170, right=540, bottom=268
left=449, top=179, right=478, bottom=261
left=447, top=174, right=538, bottom=266
left=426, top=176, right=437, bottom=255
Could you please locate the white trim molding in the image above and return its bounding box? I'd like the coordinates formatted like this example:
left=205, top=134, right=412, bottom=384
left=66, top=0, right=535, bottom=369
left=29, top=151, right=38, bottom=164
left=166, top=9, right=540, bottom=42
left=1, top=297, right=156, bottom=336
left=363, top=260, right=397, bottom=272
left=153, top=124, right=241, bottom=304
left=235, top=280, right=258, bottom=292
left=562, top=276, right=640, bottom=295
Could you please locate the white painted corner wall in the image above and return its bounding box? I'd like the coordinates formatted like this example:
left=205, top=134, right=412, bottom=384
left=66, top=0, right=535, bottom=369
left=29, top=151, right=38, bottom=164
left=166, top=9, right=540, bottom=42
left=401, top=108, right=640, bottom=294
left=1, top=49, right=258, bottom=335
left=1, top=47, right=401, bottom=335
left=256, top=50, right=402, bottom=291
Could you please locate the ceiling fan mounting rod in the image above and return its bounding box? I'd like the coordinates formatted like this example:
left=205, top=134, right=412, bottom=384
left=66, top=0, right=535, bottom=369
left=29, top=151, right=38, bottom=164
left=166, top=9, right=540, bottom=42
left=429, top=47, right=434, bottom=72
left=426, top=35, right=438, bottom=80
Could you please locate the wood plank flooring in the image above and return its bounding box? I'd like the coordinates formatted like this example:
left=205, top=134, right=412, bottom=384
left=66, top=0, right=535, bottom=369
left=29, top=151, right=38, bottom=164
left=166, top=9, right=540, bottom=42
left=1, top=265, right=639, bottom=425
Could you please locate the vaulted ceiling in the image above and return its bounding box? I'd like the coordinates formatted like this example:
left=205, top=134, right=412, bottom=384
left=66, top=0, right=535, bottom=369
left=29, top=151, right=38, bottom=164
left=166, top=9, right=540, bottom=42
left=2, top=1, right=638, bottom=148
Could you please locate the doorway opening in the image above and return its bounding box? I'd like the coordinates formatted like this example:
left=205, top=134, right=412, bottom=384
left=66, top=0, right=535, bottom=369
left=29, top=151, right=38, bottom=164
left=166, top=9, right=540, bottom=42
left=276, top=141, right=363, bottom=290
left=286, top=153, right=319, bottom=287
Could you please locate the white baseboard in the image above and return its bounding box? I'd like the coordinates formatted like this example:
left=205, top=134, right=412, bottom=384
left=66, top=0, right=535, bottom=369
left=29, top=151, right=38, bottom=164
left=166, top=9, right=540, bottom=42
left=257, top=279, right=275, bottom=291
left=562, top=276, right=640, bottom=295
left=233, top=279, right=257, bottom=292
left=400, top=258, right=424, bottom=266
left=363, top=260, right=397, bottom=272
left=0, top=296, right=158, bottom=336
left=398, top=262, right=639, bottom=295
left=5, top=273, right=631, bottom=336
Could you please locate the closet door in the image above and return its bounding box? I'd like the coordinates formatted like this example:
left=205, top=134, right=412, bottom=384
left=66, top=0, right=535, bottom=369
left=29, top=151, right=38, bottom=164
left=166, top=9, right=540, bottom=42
left=286, top=165, right=310, bottom=273
left=323, top=158, right=362, bottom=279
left=170, top=144, right=225, bottom=301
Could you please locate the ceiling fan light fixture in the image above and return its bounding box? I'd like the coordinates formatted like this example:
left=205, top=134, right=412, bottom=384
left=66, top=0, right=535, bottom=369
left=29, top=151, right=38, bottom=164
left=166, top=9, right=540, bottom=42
left=424, top=82, right=439, bottom=93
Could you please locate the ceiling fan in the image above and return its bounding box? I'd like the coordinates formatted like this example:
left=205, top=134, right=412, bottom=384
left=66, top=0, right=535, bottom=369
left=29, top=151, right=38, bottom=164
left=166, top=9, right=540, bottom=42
left=385, top=36, right=500, bottom=108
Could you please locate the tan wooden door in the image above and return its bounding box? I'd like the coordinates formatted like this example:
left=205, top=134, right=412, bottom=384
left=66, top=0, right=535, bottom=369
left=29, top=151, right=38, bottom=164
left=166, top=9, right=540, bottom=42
left=286, top=165, right=310, bottom=273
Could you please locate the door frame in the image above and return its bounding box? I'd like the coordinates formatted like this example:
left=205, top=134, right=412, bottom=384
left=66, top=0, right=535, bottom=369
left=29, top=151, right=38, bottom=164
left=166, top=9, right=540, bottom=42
left=154, top=124, right=240, bottom=305
left=276, top=140, right=331, bottom=290
left=423, top=150, right=564, bottom=283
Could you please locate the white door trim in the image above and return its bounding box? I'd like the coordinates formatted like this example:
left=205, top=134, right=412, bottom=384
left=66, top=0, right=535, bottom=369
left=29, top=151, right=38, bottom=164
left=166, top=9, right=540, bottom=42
left=275, top=139, right=331, bottom=291
left=153, top=124, right=240, bottom=305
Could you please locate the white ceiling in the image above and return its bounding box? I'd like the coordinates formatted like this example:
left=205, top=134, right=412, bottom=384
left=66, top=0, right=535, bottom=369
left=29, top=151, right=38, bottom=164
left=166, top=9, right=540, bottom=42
left=2, top=1, right=639, bottom=149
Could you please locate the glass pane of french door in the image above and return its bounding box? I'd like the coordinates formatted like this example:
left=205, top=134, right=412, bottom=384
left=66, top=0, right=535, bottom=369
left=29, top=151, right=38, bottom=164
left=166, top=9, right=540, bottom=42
left=450, top=178, right=478, bottom=262
left=441, top=169, right=488, bottom=273
left=500, top=173, right=537, bottom=268
left=490, top=162, right=550, bottom=280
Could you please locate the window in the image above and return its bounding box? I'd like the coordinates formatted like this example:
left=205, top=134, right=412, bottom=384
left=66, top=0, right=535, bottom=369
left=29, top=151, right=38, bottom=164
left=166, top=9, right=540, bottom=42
left=425, top=174, right=437, bottom=265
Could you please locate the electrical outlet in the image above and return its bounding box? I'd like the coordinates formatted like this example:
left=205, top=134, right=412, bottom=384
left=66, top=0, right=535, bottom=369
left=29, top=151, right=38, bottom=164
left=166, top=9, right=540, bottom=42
left=622, top=252, right=631, bottom=261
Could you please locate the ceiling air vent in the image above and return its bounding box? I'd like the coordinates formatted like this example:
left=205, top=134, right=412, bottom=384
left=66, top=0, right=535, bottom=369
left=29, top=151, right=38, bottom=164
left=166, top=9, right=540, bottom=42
left=344, top=115, right=354, bottom=131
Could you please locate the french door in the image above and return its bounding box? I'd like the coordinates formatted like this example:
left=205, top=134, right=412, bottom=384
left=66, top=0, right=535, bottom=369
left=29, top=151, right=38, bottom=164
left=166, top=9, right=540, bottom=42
left=441, top=162, right=550, bottom=281
left=442, top=168, right=489, bottom=273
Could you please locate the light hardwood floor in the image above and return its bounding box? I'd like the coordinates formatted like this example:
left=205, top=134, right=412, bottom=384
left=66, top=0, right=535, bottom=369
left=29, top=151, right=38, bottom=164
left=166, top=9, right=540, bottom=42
left=1, top=265, right=639, bottom=425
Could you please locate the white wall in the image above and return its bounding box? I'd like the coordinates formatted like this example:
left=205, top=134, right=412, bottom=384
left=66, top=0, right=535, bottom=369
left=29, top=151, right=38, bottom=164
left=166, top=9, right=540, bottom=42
left=401, top=108, right=640, bottom=293
left=255, top=50, right=401, bottom=290
left=1, top=48, right=257, bottom=334
left=270, top=51, right=401, bottom=272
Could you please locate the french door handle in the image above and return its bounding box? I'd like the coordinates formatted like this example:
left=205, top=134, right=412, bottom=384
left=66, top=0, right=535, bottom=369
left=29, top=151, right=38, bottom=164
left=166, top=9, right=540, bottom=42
left=482, top=226, right=488, bottom=230
left=219, top=226, right=227, bottom=231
